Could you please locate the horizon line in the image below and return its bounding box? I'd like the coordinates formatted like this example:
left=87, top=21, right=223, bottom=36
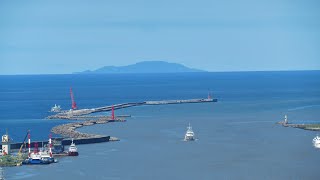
left=0, top=69, right=319, bottom=76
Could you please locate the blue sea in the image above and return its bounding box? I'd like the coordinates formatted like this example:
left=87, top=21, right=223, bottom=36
left=0, top=71, right=320, bottom=180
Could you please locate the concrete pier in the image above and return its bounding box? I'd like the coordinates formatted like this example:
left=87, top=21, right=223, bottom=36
left=1, top=136, right=111, bottom=150
left=145, top=98, right=217, bottom=105
left=277, top=116, right=320, bottom=131
left=47, top=98, right=217, bottom=120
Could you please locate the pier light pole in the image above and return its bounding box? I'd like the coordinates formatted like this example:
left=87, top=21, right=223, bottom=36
left=49, top=134, right=52, bottom=157
left=28, top=132, right=31, bottom=156
left=284, top=115, right=288, bottom=124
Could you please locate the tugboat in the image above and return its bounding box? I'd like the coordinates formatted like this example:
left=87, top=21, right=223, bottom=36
left=68, top=139, right=79, bottom=156
left=313, top=135, right=320, bottom=149
left=51, top=104, right=62, bottom=112
left=184, top=123, right=195, bottom=141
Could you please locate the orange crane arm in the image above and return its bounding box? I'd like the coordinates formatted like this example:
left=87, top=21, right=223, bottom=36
left=18, top=130, right=30, bottom=155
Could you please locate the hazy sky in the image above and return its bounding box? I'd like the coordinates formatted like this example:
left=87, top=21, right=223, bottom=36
left=1, top=0, right=320, bottom=74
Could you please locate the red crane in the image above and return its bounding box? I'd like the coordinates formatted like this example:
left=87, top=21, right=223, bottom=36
left=34, top=142, right=39, bottom=153
left=70, top=87, right=77, bottom=110
left=111, top=105, right=115, bottom=120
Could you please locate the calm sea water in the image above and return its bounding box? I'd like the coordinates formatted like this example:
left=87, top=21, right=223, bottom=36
left=1, top=71, right=320, bottom=179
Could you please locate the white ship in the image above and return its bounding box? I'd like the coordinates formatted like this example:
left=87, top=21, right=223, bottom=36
left=313, top=135, right=320, bottom=149
left=184, top=123, right=195, bottom=141
left=51, top=104, right=62, bottom=112
left=68, top=139, right=79, bottom=156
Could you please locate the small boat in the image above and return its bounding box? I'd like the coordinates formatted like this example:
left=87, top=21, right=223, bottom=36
left=51, top=104, right=62, bottom=112
left=68, top=139, right=79, bottom=156
left=184, top=123, right=195, bottom=141
left=313, top=135, right=320, bottom=148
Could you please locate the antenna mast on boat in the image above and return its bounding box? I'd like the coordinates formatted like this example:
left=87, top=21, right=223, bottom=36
left=28, top=132, right=31, bottom=156
left=70, top=87, right=77, bottom=110
left=49, top=134, right=52, bottom=157
left=34, top=142, right=38, bottom=154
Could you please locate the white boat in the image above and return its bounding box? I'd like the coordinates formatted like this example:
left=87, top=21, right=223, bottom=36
left=313, top=135, right=320, bottom=149
left=68, top=139, right=79, bottom=156
left=184, top=123, right=195, bottom=141
left=51, top=104, right=62, bottom=112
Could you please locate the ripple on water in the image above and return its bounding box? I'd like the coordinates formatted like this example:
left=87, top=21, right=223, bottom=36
left=12, top=171, right=36, bottom=180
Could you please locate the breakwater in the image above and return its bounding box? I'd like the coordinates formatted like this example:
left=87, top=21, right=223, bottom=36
left=281, top=123, right=320, bottom=131
left=277, top=117, right=320, bottom=131
left=51, top=118, right=125, bottom=139
left=47, top=98, right=217, bottom=119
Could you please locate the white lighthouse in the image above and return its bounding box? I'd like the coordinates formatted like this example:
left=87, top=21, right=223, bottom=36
left=1, top=130, right=11, bottom=155
left=284, top=115, right=288, bottom=124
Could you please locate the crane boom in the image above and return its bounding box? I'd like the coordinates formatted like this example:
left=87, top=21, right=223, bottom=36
left=18, top=130, right=30, bottom=155
left=70, top=87, right=77, bottom=110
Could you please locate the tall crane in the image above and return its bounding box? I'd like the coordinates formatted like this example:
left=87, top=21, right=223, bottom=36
left=18, top=130, right=30, bottom=157
left=70, top=87, right=77, bottom=110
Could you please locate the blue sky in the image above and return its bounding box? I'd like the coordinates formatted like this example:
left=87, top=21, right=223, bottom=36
left=0, top=0, right=320, bottom=74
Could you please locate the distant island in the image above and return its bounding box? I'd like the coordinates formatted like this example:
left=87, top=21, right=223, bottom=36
left=75, top=61, right=205, bottom=74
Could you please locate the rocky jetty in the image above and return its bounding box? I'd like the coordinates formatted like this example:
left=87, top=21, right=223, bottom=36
left=51, top=119, right=124, bottom=139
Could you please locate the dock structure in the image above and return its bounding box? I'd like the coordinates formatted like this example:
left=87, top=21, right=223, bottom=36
left=0, top=136, right=111, bottom=150
left=47, top=98, right=217, bottom=120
